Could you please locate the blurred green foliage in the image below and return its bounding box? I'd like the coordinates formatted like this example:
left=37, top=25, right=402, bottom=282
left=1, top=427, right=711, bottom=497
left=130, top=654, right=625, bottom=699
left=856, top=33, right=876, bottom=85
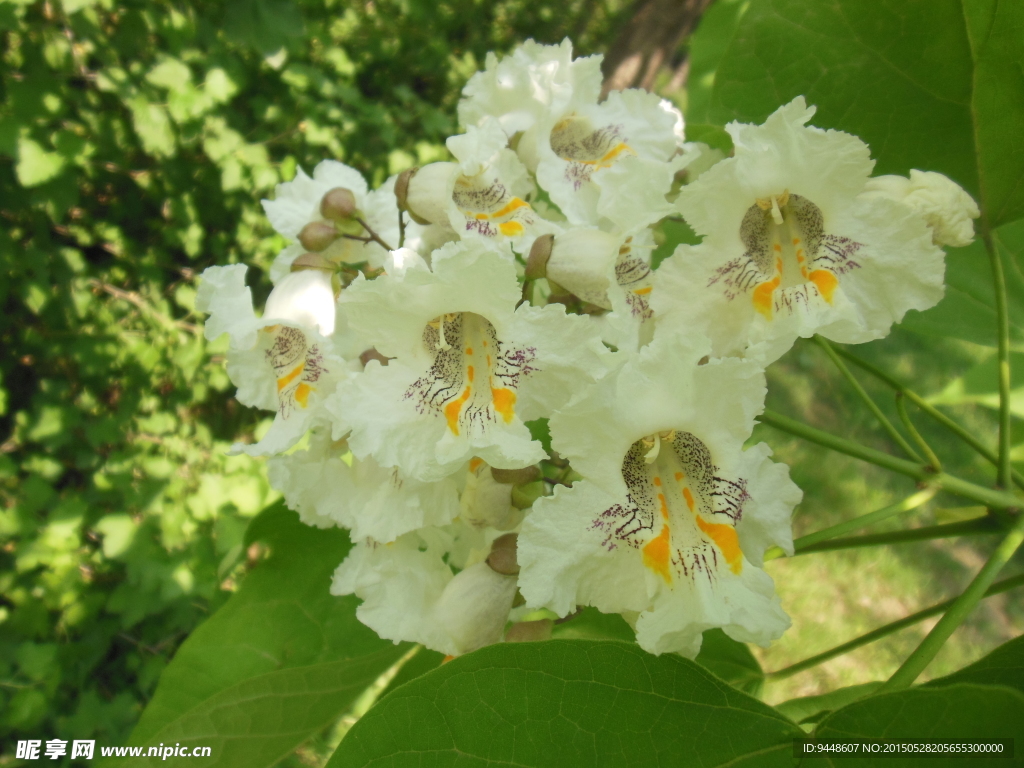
left=0, top=0, right=628, bottom=748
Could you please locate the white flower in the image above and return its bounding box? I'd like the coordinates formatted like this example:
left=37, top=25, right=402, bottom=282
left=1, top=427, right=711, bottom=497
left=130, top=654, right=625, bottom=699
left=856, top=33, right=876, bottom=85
left=196, top=264, right=345, bottom=456
left=267, top=428, right=461, bottom=543
left=458, top=38, right=602, bottom=147
left=332, top=527, right=518, bottom=656
left=262, top=160, right=405, bottom=277
left=863, top=170, right=980, bottom=248
left=534, top=88, right=692, bottom=229
left=404, top=121, right=558, bottom=256
left=518, top=332, right=799, bottom=657
left=544, top=227, right=656, bottom=351
left=654, top=97, right=945, bottom=364
left=329, top=239, right=610, bottom=481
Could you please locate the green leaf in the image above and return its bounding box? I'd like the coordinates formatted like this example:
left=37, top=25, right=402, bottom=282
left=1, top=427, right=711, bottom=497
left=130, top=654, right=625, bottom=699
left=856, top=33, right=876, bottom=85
left=116, top=503, right=406, bottom=768
left=684, top=123, right=734, bottom=154
left=924, top=634, right=1024, bottom=696
left=708, top=0, right=1024, bottom=229
left=15, top=136, right=66, bottom=187
left=128, top=97, right=176, bottom=157
left=685, top=0, right=751, bottom=124
left=901, top=218, right=1024, bottom=348
left=695, top=628, right=765, bottom=697
left=928, top=351, right=1024, bottom=418
left=777, top=681, right=882, bottom=726
left=327, top=640, right=803, bottom=768
left=549, top=607, right=636, bottom=642
left=224, top=0, right=305, bottom=55
left=807, top=683, right=1024, bottom=765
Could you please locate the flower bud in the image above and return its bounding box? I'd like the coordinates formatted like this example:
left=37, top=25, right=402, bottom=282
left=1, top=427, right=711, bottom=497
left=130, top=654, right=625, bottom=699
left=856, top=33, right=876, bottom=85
left=461, top=461, right=521, bottom=531
left=485, top=533, right=519, bottom=576
left=505, top=618, right=553, bottom=643
left=290, top=252, right=334, bottom=272
left=863, top=170, right=980, bottom=248
left=320, top=187, right=357, bottom=221
left=511, top=480, right=546, bottom=509
left=298, top=221, right=339, bottom=252
left=546, top=229, right=620, bottom=309
left=525, top=234, right=553, bottom=280
left=394, top=167, right=430, bottom=222
left=432, top=562, right=517, bottom=655
left=264, top=268, right=335, bottom=335
left=405, top=162, right=459, bottom=226
left=490, top=465, right=540, bottom=485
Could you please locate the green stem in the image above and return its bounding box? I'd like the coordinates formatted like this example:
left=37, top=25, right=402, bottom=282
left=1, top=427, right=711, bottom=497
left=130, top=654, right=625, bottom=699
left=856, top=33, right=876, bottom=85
left=794, top=487, right=938, bottom=552
left=766, top=572, right=1024, bottom=681
left=987, top=233, right=1013, bottom=490
left=792, top=518, right=1000, bottom=555
left=895, top=393, right=942, bottom=471
left=878, top=512, right=1024, bottom=692
left=758, top=409, right=1024, bottom=510
left=757, top=409, right=925, bottom=477
left=834, top=347, right=1024, bottom=491
left=398, top=209, right=406, bottom=249
left=815, top=336, right=921, bottom=462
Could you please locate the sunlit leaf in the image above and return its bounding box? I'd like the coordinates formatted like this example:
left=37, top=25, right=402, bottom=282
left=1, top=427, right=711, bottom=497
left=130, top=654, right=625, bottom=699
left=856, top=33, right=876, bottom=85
left=328, top=640, right=803, bottom=768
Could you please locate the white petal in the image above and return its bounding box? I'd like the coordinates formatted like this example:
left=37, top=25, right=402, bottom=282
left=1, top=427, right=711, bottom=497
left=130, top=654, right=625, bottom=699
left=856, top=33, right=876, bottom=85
left=264, top=269, right=336, bottom=336
left=196, top=264, right=259, bottom=349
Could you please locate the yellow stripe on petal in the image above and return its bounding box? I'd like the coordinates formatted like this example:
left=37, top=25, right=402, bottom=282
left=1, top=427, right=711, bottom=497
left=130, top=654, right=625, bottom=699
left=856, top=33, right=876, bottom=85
left=809, top=269, right=839, bottom=303
left=642, top=524, right=672, bottom=583
left=752, top=277, right=780, bottom=319
left=294, top=382, right=312, bottom=408
left=498, top=221, right=525, bottom=237
left=277, top=362, right=305, bottom=392
left=444, top=386, right=472, bottom=435
left=491, top=386, right=516, bottom=423
left=695, top=516, right=743, bottom=574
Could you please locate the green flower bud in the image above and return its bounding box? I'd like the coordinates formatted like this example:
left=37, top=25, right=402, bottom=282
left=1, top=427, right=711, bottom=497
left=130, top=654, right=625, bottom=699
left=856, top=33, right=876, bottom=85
left=320, top=187, right=357, bottom=221
left=298, top=220, right=339, bottom=252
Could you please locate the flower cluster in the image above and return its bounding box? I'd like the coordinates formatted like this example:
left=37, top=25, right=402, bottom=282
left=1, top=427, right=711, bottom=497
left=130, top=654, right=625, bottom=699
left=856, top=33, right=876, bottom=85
left=197, top=40, right=977, bottom=658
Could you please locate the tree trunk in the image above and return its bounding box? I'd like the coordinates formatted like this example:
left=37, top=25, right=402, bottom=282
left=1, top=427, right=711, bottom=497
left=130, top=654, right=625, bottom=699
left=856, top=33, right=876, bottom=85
left=601, top=0, right=714, bottom=95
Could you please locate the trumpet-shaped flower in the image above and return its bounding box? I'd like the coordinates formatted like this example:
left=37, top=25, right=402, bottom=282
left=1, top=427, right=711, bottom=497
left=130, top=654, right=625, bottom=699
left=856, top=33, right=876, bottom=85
left=267, top=428, right=462, bottom=543
left=655, top=98, right=944, bottom=364
left=329, top=239, right=610, bottom=481
left=535, top=89, right=689, bottom=230
left=332, top=526, right=518, bottom=656
left=543, top=226, right=656, bottom=351
left=197, top=264, right=345, bottom=456
left=405, top=121, right=557, bottom=256
left=458, top=38, right=602, bottom=148
left=518, top=332, right=800, bottom=657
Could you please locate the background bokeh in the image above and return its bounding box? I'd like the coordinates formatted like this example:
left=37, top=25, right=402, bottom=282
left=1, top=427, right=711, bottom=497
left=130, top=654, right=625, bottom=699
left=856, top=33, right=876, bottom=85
left=1, top=0, right=1021, bottom=762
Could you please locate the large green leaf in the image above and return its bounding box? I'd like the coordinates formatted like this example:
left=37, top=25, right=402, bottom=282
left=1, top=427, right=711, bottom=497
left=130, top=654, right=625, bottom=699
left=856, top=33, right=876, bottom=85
left=109, top=503, right=406, bottom=767
left=925, top=633, right=1024, bottom=695
left=694, top=628, right=765, bottom=697
left=708, top=0, right=1024, bottom=230
left=327, top=640, right=803, bottom=768
left=804, top=683, right=1024, bottom=766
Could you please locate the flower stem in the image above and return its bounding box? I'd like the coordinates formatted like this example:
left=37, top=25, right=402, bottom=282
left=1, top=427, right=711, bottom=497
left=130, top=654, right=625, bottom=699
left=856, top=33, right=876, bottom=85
left=757, top=409, right=1023, bottom=510
left=791, top=517, right=1000, bottom=554
left=398, top=210, right=406, bottom=249
left=895, top=392, right=942, bottom=471
left=987, top=233, right=1013, bottom=490
left=833, top=347, right=1024, bottom=491
left=877, top=512, right=1024, bottom=692
left=765, top=572, right=1024, bottom=681
left=814, top=336, right=921, bottom=462
left=353, top=216, right=395, bottom=252
left=787, top=487, right=938, bottom=554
